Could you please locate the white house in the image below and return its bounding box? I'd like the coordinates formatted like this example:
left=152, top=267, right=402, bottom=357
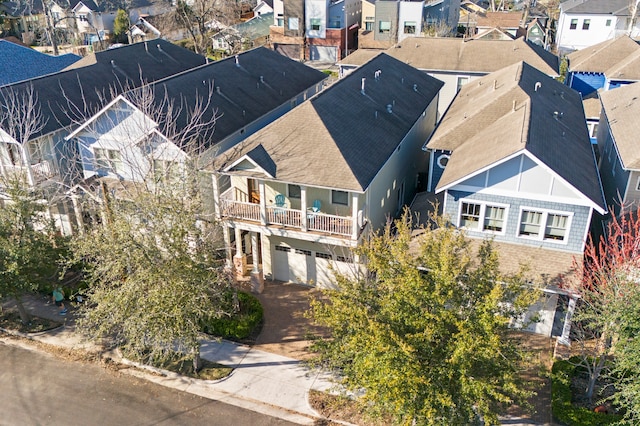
left=212, top=53, right=443, bottom=288
left=556, top=0, right=640, bottom=54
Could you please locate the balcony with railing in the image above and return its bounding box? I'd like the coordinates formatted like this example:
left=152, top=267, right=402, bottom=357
left=0, top=160, right=55, bottom=185
left=219, top=187, right=364, bottom=238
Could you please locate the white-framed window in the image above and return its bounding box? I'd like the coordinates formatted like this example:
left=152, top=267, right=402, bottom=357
left=288, top=184, right=301, bottom=199
left=403, top=21, right=416, bottom=34
left=379, top=20, right=391, bottom=33
left=518, top=208, right=572, bottom=243
left=606, top=19, right=612, bottom=27
left=77, top=14, right=88, bottom=22
left=94, top=148, right=122, bottom=173
left=458, top=200, right=508, bottom=233
left=364, top=16, right=374, bottom=31
left=456, top=76, right=470, bottom=92
left=276, top=15, right=284, bottom=26
left=569, top=19, right=578, bottom=30
left=288, top=17, right=299, bottom=30
left=332, top=190, right=349, bottom=205
left=310, top=18, right=321, bottom=31
left=27, top=140, right=43, bottom=163
left=582, top=19, right=590, bottom=30
left=153, top=159, right=181, bottom=181
left=437, top=154, right=450, bottom=169
left=636, top=176, right=640, bottom=191
left=588, top=122, right=599, bottom=138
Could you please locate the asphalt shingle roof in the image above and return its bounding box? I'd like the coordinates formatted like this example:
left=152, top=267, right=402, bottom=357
left=0, top=40, right=80, bottom=86
left=0, top=39, right=207, bottom=141
left=600, top=81, right=640, bottom=170
left=427, top=61, right=605, bottom=210
left=561, top=0, right=631, bottom=15
left=567, top=36, right=640, bottom=75
left=341, top=37, right=559, bottom=76
left=218, top=53, right=443, bottom=192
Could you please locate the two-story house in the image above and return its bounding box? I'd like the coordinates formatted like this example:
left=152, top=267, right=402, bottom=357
left=61, top=47, right=326, bottom=233
left=212, top=53, right=443, bottom=288
left=425, top=61, right=606, bottom=256
left=556, top=0, right=640, bottom=54
left=597, top=81, right=640, bottom=218
left=340, top=36, right=559, bottom=119
left=270, top=0, right=361, bottom=61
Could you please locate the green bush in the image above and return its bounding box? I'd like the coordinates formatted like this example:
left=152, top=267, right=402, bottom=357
left=552, top=359, right=621, bottom=425
left=202, top=291, right=263, bottom=340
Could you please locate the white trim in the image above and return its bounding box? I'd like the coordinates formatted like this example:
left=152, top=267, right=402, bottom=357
left=439, top=150, right=606, bottom=214
left=427, top=149, right=434, bottom=192
left=581, top=207, right=593, bottom=253
left=516, top=206, right=573, bottom=245
left=451, top=184, right=595, bottom=208
left=436, top=153, right=450, bottom=169
left=65, top=96, right=141, bottom=141
left=331, top=189, right=350, bottom=206
left=224, top=154, right=275, bottom=179
left=457, top=198, right=509, bottom=235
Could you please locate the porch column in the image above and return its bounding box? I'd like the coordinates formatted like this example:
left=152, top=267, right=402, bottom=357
left=300, top=185, right=308, bottom=232
left=222, top=226, right=232, bottom=270
left=20, top=143, right=35, bottom=187
left=233, top=227, right=247, bottom=278
left=250, top=231, right=264, bottom=293
left=558, top=295, right=578, bottom=346
left=71, top=194, right=84, bottom=235
left=351, top=192, right=359, bottom=239
left=211, top=173, right=220, bottom=221
left=259, top=180, right=267, bottom=225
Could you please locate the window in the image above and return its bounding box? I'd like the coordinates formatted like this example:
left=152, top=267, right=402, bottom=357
left=456, top=76, right=470, bottom=92
left=460, top=202, right=481, bottom=229
left=403, top=21, right=416, bottom=34
left=332, top=190, right=348, bottom=205
left=589, top=122, right=599, bottom=138
left=336, top=255, right=352, bottom=262
left=153, top=159, right=180, bottom=181
left=570, top=19, right=578, bottom=30
left=582, top=19, right=590, bottom=30
left=2, top=143, right=22, bottom=166
left=379, top=20, right=391, bottom=33
left=288, top=184, right=301, bottom=199
left=28, top=140, right=43, bottom=163
left=518, top=209, right=570, bottom=242
left=636, top=177, right=640, bottom=191
left=94, top=148, right=121, bottom=173
left=483, top=206, right=506, bottom=232
left=606, top=19, right=612, bottom=27
left=295, top=248, right=311, bottom=256
left=275, top=245, right=290, bottom=252
left=436, top=154, right=450, bottom=169
left=316, top=252, right=331, bottom=259
left=365, top=16, right=374, bottom=31
left=519, top=210, right=542, bottom=237
left=310, top=18, right=321, bottom=31
left=276, top=15, right=284, bottom=26
left=288, top=17, right=299, bottom=30
left=545, top=214, right=569, bottom=241
left=77, top=14, right=88, bottom=22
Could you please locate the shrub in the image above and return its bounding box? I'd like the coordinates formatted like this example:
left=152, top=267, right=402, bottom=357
left=551, top=359, right=621, bottom=425
left=202, top=291, right=263, bottom=340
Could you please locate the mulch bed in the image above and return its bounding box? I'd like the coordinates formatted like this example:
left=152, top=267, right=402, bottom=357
left=0, top=310, right=62, bottom=333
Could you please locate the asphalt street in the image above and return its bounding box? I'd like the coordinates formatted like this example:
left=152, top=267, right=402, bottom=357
left=0, top=341, right=298, bottom=426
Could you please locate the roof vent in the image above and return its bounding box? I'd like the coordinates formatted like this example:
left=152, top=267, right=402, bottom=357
left=216, top=86, right=222, bottom=94
left=534, top=82, right=541, bottom=92
left=553, top=111, right=563, bottom=119
left=111, top=60, right=116, bottom=67
left=413, top=84, right=418, bottom=92
left=235, top=55, right=240, bottom=67
left=260, top=75, right=264, bottom=83
left=387, top=104, right=393, bottom=113
left=361, top=78, right=366, bottom=95
left=493, top=80, right=497, bottom=90
left=512, top=100, right=516, bottom=111
left=374, top=70, right=382, bottom=80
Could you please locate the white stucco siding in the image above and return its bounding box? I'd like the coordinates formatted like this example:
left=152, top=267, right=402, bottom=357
left=398, top=1, right=424, bottom=42
left=306, top=0, right=327, bottom=38
left=557, top=12, right=632, bottom=52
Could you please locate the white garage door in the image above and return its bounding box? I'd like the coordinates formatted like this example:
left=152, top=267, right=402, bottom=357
left=309, top=46, right=338, bottom=63
left=273, top=245, right=343, bottom=286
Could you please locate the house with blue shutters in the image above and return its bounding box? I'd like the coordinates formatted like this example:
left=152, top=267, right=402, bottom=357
left=425, top=61, right=607, bottom=256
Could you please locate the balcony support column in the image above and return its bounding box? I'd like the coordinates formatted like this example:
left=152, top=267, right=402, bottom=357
left=222, top=225, right=233, bottom=270
left=233, top=227, right=247, bottom=278
left=300, top=185, right=307, bottom=232
left=250, top=231, right=264, bottom=293
left=351, top=193, right=359, bottom=239
left=211, top=173, right=220, bottom=220
left=259, top=180, right=266, bottom=225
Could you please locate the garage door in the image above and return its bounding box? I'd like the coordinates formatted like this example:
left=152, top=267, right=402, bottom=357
left=309, top=46, right=338, bottom=63
left=272, top=245, right=315, bottom=285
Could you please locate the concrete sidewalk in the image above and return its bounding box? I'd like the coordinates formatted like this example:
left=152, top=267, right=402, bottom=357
left=1, top=294, right=334, bottom=425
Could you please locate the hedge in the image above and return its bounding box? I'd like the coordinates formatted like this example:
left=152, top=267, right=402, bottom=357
left=201, top=291, right=263, bottom=340
left=551, top=359, right=621, bottom=425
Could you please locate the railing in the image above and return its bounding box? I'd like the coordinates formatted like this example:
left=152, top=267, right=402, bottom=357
left=0, top=161, right=53, bottom=184
left=219, top=197, right=356, bottom=238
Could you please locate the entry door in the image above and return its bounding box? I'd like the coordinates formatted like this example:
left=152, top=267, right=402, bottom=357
left=248, top=179, right=260, bottom=204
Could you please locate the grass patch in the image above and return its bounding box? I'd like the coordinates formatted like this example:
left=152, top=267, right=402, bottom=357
left=126, top=350, right=233, bottom=381
left=0, top=310, right=62, bottom=333
left=202, top=291, right=263, bottom=342
left=309, top=390, right=391, bottom=426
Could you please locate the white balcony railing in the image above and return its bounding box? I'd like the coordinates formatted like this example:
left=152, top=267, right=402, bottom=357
left=219, top=193, right=357, bottom=238
left=0, top=160, right=54, bottom=184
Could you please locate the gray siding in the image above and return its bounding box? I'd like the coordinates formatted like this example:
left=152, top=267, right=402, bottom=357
left=444, top=190, right=591, bottom=253
left=374, top=0, right=399, bottom=42
left=598, top=118, right=631, bottom=217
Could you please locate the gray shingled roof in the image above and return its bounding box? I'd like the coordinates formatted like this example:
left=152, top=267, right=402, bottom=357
left=561, top=0, right=631, bottom=15
left=427, top=61, right=605, bottom=211
left=567, top=36, right=640, bottom=74
left=0, top=39, right=207, bottom=141
left=129, top=47, right=326, bottom=151
left=218, top=53, right=444, bottom=192
left=341, top=37, right=559, bottom=76
left=0, top=39, right=80, bottom=86
left=600, top=82, right=640, bottom=170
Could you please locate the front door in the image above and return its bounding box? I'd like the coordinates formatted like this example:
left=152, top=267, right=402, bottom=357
left=248, top=179, right=260, bottom=204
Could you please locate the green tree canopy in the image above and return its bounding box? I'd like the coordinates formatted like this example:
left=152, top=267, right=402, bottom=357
left=309, top=212, right=537, bottom=425
left=112, top=9, right=130, bottom=44
left=0, top=181, right=68, bottom=324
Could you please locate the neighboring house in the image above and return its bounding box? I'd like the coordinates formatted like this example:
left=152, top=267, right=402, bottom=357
left=270, top=0, right=361, bottom=61
left=212, top=53, right=443, bottom=287
left=62, top=47, right=326, bottom=233
left=0, top=38, right=80, bottom=86
left=0, top=40, right=207, bottom=234
left=339, top=36, right=559, bottom=118
left=212, top=13, right=273, bottom=53
left=425, top=61, right=606, bottom=255
left=472, top=27, right=514, bottom=40
left=597, top=82, right=640, bottom=218
left=556, top=0, right=640, bottom=54
left=254, top=0, right=274, bottom=16
left=70, top=0, right=116, bottom=47
left=475, top=11, right=521, bottom=37
left=521, top=17, right=547, bottom=47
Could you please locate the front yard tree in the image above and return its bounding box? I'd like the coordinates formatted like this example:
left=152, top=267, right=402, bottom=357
left=309, top=212, right=537, bottom=425
left=72, top=175, right=233, bottom=370
left=0, top=181, right=68, bottom=324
